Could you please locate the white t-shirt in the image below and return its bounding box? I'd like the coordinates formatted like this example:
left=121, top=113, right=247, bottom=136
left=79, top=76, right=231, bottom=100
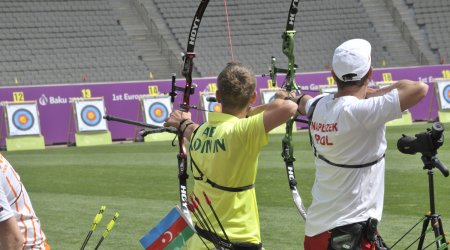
left=0, top=154, right=47, bottom=249
left=304, top=90, right=402, bottom=236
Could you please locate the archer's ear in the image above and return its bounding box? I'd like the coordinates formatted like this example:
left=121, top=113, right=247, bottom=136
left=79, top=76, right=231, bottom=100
left=249, top=91, right=257, bottom=104
left=331, top=70, right=338, bottom=81
left=367, top=67, right=373, bottom=80
left=215, top=90, right=222, bottom=103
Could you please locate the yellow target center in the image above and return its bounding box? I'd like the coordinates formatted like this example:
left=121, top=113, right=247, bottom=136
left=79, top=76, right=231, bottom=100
left=213, top=104, right=222, bottom=112
left=19, top=116, right=28, bottom=124
left=87, top=112, right=95, bottom=120
left=155, top=109, right=163, bottom=117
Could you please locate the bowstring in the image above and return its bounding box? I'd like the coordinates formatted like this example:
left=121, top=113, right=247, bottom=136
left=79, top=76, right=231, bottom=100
left=223, top=0, right=234, bottom=62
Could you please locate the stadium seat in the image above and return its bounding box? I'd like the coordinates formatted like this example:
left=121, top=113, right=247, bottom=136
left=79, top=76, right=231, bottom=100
left=0, top=0, right=150, bottom=85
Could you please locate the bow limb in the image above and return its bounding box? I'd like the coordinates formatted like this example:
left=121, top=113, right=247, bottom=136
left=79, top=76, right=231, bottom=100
left=170, top=0, right=210, bottom=225
left=270, top=0, right=307, bottom=221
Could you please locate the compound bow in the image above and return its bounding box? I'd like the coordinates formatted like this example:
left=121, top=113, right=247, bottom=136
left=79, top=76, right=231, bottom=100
left=269, top=0, right=307, bottom=220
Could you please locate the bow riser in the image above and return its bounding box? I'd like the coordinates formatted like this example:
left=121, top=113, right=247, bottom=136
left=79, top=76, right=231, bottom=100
left=269, top=0, right=307, bottom=221
left=172, top=0, right=210, bottom=225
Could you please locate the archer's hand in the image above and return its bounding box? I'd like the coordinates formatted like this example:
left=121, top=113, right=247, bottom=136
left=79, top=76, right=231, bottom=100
left=274, top=90, right=292, bottom=100
left=164, top=110, right=192, bottom=129
left=365, top=87, right=379, bottom=99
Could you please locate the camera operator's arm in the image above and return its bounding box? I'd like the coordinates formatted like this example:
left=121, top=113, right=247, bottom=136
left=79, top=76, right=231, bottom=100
left=366, top=80, right=428, bottom=111
left=0, top=217, right=23, bottom=250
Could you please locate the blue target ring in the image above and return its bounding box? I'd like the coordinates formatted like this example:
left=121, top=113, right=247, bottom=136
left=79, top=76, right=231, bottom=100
left=443, top=85, right=450, bottom=103
left=12, top=109, right=34, bottom=131
left=148, top=102, right=169, bottom=123
left=208, top=102, right=221, bottom=112
left=81, top=105, right=101, bottom=126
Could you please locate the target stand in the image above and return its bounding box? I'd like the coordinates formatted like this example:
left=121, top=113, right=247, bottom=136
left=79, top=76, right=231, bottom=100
left=438, top=110, right=450, bottom=123
left=3, top=101, right=45, bottom=151
left=140, top=95, right=173, bottom=142
left=72, top=98, right=112, bottom=147
left=435, top=79, right=450, bottom=123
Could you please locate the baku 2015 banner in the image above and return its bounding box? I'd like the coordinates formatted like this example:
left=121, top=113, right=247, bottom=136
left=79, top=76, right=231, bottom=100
left=0, top=64, right=449, bottom=146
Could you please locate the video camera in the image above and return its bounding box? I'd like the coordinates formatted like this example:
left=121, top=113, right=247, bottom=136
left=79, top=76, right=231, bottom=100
left=397, top=122, right=448, bottom=177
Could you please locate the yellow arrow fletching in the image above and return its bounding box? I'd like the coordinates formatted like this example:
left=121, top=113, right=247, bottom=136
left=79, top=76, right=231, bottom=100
left=90, top=206, right=106, bottom=231
left=102, top=212, right=119, bottom=238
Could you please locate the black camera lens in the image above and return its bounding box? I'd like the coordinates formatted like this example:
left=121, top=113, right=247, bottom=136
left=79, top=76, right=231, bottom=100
left=431, top=122, right=445, bottom=141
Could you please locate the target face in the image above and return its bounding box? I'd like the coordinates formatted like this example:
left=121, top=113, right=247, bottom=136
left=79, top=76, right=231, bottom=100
left=208, top=102, right=222, bottom=112
left=12, top=109, right=35, bottom=131
left=141, top=96, right=172, bottom=126
left=148, top=102, right=169, bottom=123
left=436, top=81, right=450, bottom=110
left=74, top=98, right=108, bottom=132
left=443, top=85, right=450, bottom=103
left=81, top=105, right=102, bottom=126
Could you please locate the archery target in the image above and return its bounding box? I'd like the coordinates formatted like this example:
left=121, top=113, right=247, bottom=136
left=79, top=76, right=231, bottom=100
left=81, top=105, right=102, bottom=126
left=200, top=93, right=221, bottom=122
left=142, top=96, right=172, bottom=126
left=149, top=103, right=168, bottom=123
left=74, top=99, right=108, bottom=132
left=436, top=80, right=450, bottom=110
left=5, top=102, right=41, bottom=136
left=13, top=109, right=34, bottom=131
left=260, top=89, right=278, bottom=104
left=208, top=102, right=222, bottom=112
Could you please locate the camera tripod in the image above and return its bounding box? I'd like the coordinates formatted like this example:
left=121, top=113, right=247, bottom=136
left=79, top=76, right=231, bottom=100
left=394, top=122, right=448, bottom=249
left=416, top=154, right=448, bottom=250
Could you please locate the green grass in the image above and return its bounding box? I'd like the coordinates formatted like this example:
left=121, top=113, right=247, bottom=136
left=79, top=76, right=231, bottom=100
left=3, top=123, right=450, bottom=249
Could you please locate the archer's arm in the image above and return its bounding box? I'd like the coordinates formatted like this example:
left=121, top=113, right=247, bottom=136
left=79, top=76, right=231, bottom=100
left=246, top=90, right=304, bottom=117
left=274, top=91, right=313, bottom=116
left=365, top=80, right=428, bottom=111
left=262, top=91, right=300, bottom=132
left=291, top=94, right=313, bottom=116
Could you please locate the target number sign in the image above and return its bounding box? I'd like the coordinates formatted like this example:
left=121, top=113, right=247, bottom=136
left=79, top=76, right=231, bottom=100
left=200, top=93, right=221, bottom=122
left=74, top=98, right=108, bottom=132
left=4, top=101, right=41, bottom=136
left=141, top=95, right=172, bottom=126
left=436, top=80, right=450, bottom=110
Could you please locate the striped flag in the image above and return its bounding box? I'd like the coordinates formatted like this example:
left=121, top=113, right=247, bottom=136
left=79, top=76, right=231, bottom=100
left=140, top=206, right=195, bottom=250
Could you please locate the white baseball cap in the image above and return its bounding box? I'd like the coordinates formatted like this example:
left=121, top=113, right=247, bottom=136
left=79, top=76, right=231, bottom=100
left=332, top=39, right=372, bottom=82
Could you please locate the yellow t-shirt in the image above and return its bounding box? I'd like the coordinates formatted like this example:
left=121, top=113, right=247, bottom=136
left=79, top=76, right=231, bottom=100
left=187, top=112, right=268, bottom=249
